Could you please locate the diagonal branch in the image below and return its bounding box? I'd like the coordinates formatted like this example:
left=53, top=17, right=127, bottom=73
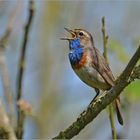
left=53, top=45, right=140, bottom=139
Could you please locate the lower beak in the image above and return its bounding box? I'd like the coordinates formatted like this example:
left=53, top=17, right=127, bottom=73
left=60, top=37, right=73, bottom=40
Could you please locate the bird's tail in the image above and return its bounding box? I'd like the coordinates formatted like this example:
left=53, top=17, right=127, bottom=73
left=115, top=97, right=123, bottom=125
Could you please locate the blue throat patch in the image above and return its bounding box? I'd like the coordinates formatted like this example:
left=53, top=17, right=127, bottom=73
left=68, top=39, right=83, bottom=65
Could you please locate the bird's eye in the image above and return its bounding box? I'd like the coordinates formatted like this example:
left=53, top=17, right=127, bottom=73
left=79, top=32, right=84, bottom=36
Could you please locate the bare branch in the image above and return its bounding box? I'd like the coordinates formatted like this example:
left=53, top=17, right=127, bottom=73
left=102, top=17, right=109, bottom=61
left=0, top=52, right=15, bottom=123
left=0, top=2, right=21, bottom=125
left=0, top=2, right=21, bottom=48
left=16, top=0, right=35, bottom=139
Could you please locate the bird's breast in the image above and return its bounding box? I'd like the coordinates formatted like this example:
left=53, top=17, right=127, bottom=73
left=69, top=47, right=87, bottom=69
left=71, top=52, right=87, bottom=69
left=71, top=53, right=110, bottom=90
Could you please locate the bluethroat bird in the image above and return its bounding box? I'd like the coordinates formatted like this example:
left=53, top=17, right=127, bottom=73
left=61, top=28, right=123, bottom=125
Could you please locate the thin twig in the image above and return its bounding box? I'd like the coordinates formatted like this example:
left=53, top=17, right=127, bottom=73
left=0, top=1, right=21, bottom=49
left=16, top=0, right=35, bottom=139
left=108, top=105, right=116, bottom=139
left=53, top=46, right=140, bottom=139
left=101, top=16, right=117, bottom=139
left=0, top=52, right=15, bottom=124
left=102, top=17, right=109, bottom=62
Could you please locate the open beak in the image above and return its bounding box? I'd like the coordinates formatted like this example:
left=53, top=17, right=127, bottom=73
left=60, top=28, right=76, bottom=40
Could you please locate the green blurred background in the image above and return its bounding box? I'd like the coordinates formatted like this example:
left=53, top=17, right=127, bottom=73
left=0, top=0, right=140, bottom=139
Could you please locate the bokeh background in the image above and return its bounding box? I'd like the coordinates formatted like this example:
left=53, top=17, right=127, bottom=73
left=0, top=0, right=140, bottom=139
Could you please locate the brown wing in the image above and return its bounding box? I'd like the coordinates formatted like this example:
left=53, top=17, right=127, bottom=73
left=91, top=47, right=115, bottom=86
left=90, top=47, right=123, bottom=125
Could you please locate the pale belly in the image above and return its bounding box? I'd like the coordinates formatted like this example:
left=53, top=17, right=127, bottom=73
left=74, top=65, right=110, bottom=90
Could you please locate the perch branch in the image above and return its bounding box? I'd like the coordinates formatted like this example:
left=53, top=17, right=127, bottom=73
left=16, top=0, right=35, bottom=139
left=53, top=45, right=140, bottom=139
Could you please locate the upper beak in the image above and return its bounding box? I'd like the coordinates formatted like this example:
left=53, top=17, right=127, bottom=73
left=64, top=28, right=75, bottom=36
left=60, top=28, right=76, bottom=40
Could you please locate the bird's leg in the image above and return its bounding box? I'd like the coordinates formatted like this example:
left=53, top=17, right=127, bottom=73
left=94, top=88, right=100, bottom=99
left=89, top=88, right=100, bottom=106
